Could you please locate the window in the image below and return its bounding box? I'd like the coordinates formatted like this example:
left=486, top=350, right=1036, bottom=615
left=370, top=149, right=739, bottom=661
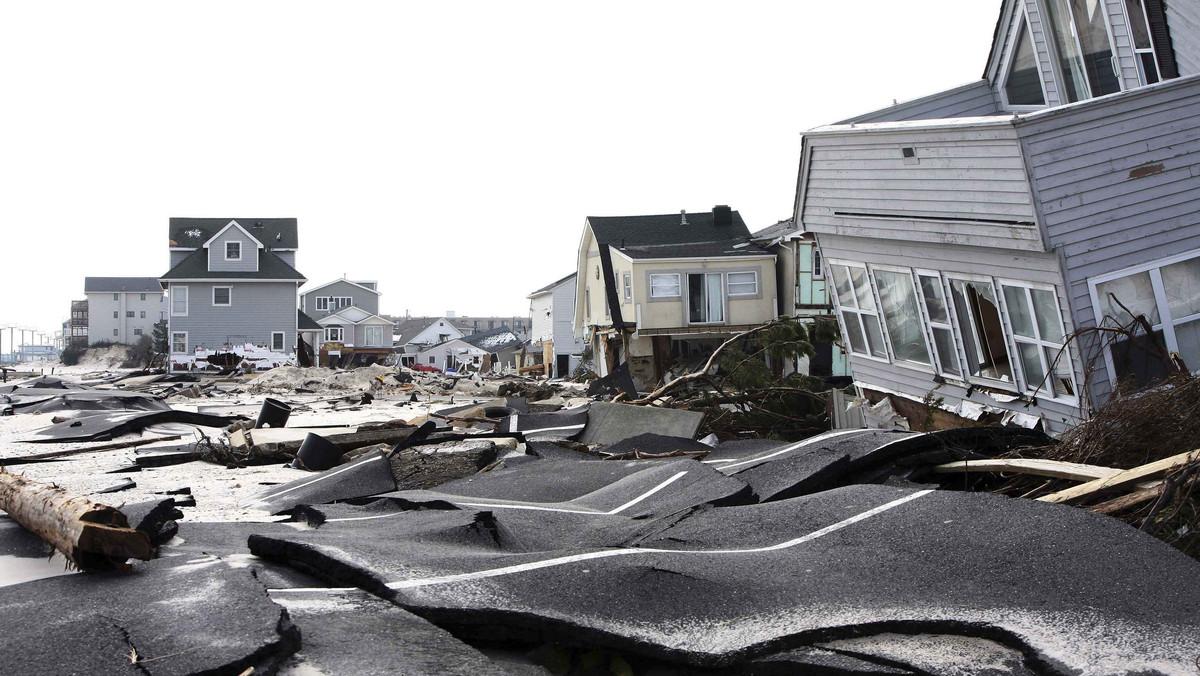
left=326, top=327, right=344, bottom=342
left=623, top=272, right=632, bottom=301
left=171, top=332, right=187, bottom=353
left=947, top=277, right=1014, bottom=384
left=113, top=311, right=118, bottom=319
left=829, top=263, right=887, bottom=359
left=1043, top=0, right=1121, bottom=103
left=1001, top=282, right=1076, bottom=399
left=113, top=329, right=119, bottom=337
left=134, top=328, right=143, bottom=336
left=126, top=311, right=135, bottom=318
left=917, top=272, right=962, bottom=377
left=873, top=268, right=931, bottom=367
left=315, top=297, right=329, bottom=311
left=171, top=286, right=188, bottom=316
left=271, top=332, right=285, bottom=352
left=1092, top=251, right=1200, bottom=387
left=113, top=293, right=119, bottom=301
left=212, top=287, right=231, bottom=306
left=1122, top=0, right=1161, bottom=84
left=649, top=273, right=681, bottom=298
left=727, top=271, right=759, bottom=297
left=429, top=356, right=436, bottom=364
left=688, top=273, right=724, bottom=323
left=812, top=247, right=823, bottom=280
left=140, top=293, right=146, bottom=301
left=364, top=325, right=384, bottom=347
left=140, top=311, right=146, bottom=318
left=331, top=297, right=353, bottom=310
left=1003, top=15, right=1047, bottom=106
left=225, top=241, right=241, bottom=261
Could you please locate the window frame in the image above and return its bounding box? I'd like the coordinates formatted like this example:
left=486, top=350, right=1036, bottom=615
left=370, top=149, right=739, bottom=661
left=649, top=273, right=682, bottom=299
left=1119, top=0, right=1162, bottom=85
left=870, top=264, right=936, bottom=373
left=134, top=328, right=143, bottom=336
left=811, top=246, right=824, bottom=280
left=998, top=6, right=1049, bottom=111
left=943, top=272, right=1020, bottom=391
left=827, top=259, right=889, bottom=363
left=171, top=331, right=188, bottom=354
left=726, top=270, right=760, bottom=298
left=326, top=327, right=344, bottom=343
left=915, top=269, right=964, bottom=380
left=225, top=241, right=242, bottom=261
left=171, top=286, right=189, bottom=317
left=271, top=331, right=285, bottom=352
left=1042, top=0, right=1123, bottom=103
left=315, top=296, right=329, bottom=311
left=212, top=286, right=232, bottom=307
left=140, top=293, right=146, bottom=301
left=126, top=311, right=135, bottom=318
left=997, top=278, right=1079, bottom=403
left=1088, top=247, right=1200, bottom=384
left=364, top=325, right=384, bottom=347
left=686, top=272, right=726, bottom=325
left=622, top=272, right=632, bottom=302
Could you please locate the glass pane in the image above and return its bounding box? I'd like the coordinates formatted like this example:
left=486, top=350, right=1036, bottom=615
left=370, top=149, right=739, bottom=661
left=1124, top=0, right=1151, bottom=48
left=874, top=270, right=931, bottom=365
left=1139, top=52, right=1160, bottom=84
left=842, top=310, right=866, bottom=354
left=1174, top=320, right=1200, bottom=374
left=1044, top=0, right=1091, bottom=102
left=919, top=275, right=948, bottom=324
left=1096, top=272, right=1160, bottom=325
left=950, top=279, right=1014, bottom=382
left=1006, top=21, right=1046, bottom=105
left=863, top=315, right=888, bottom=359
left=1031, top=288, right=1065, bottom=343
left=850, top=267, right=875, bottom=311
left=1072, top=0, right=1121, bottom=96
left=830, top=265, right=855, bottom=307
left=1018, top=341, right=1047, bottom=391
left=1003, top=286, right=1036, bottom=338
left=1044, top=345, right=1076, bottom=397
left=688, top=274, right=704, bottom=323
left=933, top=327, right=962, bottom=376
left=1161, top=257, right=1200, bottom=320
left=1111, top=330, right=1169, bottom=389
left=706, top=273, right=724, bottom=323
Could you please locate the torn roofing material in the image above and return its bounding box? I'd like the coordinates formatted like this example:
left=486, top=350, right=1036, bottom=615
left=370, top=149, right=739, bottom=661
left=24, top=409, right=241, bottom=443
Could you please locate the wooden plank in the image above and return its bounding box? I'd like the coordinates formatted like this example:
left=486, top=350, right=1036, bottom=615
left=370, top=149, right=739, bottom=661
left=931, top=458, right=1123, bottom=482
left=1037, top=449, right=1200, bottom=504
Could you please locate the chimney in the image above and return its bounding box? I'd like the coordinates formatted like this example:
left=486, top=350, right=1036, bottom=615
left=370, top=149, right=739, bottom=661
left=713, top=205, right=732, bottom=228
left=680, top=210, right=688, bottom=226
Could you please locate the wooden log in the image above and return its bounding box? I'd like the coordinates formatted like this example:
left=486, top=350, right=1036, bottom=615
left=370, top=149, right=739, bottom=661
left=0, top=472, right=152, bottom=570
left=1037, top=449, right=1200, bottom=504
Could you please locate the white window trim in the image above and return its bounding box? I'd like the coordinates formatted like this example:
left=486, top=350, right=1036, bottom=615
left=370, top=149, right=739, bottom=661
left=212, top=286, right=232, bottom=307
left=868, top=263, right=936, bottom=374
left=1087, top=247, right=1200, bottom=384
left=1119, top=0, right=1162, bottom=86
left=622, top=272, right=632, bottom=302
left=685, top=272, right=728, bottom=325
left=649, top=273, right=682, bottom=299
left=727, top=270, right=760, bottom=298
left=943, top=272, right=1021, bottom=392
left=1043, top=0, right=1123, bottom=103
left=915, top=269, right=965, bottom=381
left=326, top=327, right=344, bottom=343
left=827, top=259, right=889, bottom=364
left=271, top=331, right=285, bottom=352
left=171, top=331, right=188, bottom=354
left=997, top=278, right=1079, bottom=404
left=364, top=325, right=384, bottom=348
left=171, top=286, right=189, bottom=317
left=225, top=241, right=242, bottom=261
left=315, top=296, right=329, bottom=311
left=997, top=5, right=1049, bottom=111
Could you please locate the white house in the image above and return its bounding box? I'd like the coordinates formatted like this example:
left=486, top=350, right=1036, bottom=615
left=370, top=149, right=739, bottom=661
left=84, top=277, right=166, bottom=345
left=528, top=272, right=587, bottom=377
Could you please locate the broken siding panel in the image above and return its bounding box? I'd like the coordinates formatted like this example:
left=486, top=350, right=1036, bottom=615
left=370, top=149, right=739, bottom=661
left=168, top=282, right=297, bottom=355
left=1166, top=0, right=1200, bottom=76
left=1019, top=75, right=1200, bottom=403
left=801, top=126, right=1042, bottom=251
left=207, top=228, right=258, bottom=273
left=838, top=81, right=1000, bottom=124
left=817, top=234, right=1081, bottom=435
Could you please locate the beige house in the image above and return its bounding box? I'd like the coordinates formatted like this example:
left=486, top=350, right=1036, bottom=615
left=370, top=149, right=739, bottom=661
left=574, top=206, right=778, bottom=388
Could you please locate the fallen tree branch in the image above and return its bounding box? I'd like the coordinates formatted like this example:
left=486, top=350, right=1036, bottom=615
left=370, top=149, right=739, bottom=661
left=629, top=320, right=781, bottom=405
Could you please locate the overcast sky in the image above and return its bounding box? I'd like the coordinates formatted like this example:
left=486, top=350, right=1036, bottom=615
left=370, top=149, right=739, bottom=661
left=0, top=1, right=1000, bottom=344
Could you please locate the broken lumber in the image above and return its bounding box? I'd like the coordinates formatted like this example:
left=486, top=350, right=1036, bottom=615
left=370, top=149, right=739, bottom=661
left=0, top=472, right=152, bottom=570
left=932, top=458, right=1121, bottom=482
left=1037, top=449, right=1200, bottom=504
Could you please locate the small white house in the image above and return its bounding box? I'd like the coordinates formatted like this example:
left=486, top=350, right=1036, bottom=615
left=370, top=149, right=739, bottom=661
left=528, top=272, right=587, bottom=377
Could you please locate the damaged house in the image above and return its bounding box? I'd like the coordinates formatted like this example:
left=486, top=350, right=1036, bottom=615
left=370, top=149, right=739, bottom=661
left=575, top=206, right=779, bottom=387
left=792, top=0, right=1200, bottom=434
left=416, top=325, right=527, bottom=373
left=160, top=218, right=306, bottom=363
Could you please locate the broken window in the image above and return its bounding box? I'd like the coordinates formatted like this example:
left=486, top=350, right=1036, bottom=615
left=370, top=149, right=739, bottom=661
left=948, top=278, right=1014, bottom=384
left=829, top=263, right=886, bottom=359
left=873, top=268, right=931, bottom=366
left=171, top=286, right=188, bottom=316
left=212, top=287, right=231, bottom=306
left=727, top=271, right=758, bottom=297
left=650, top=274, right=680, bottom=298
left=688, top=273, right=724, bottom=323
left=226, top=241, right=241, bottom=260
left=917, top=273, right=961, bottom=377
left=1001, top=283, right=1076, bottom=398
left=1004, top=16, right=1046, bottom=106
left=171, top=332, right=187, bottom=354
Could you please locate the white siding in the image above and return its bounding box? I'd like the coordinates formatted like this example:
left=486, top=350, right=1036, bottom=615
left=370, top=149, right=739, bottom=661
left=529, top=293, right=553, bottom=343
left=86, top=292, right=166, bottom=345
left=1166, top=0, right=1200, bottom=76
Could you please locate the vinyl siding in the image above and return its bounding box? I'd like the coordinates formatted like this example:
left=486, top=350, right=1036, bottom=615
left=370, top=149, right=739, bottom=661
left=818, top=234, right=1084, bottom=435
left=207, top=227, right=259, bottom=273
left=170, top=250, right=191, bottom=268
left=86, top=292, right=166, bottom=345
left=551, top=276, right=586, bottom=355
left=276, top=251, right=296, bottom=267
left=801, top=124, right=1044, bottom=252
left=1166, top=0, right=1200, bottom=76
left=838, top=81, right=1000, bottom=124
left=1017, top=74, right=1200, bottom=403
left=167, top=281, right=297, bottom=354
left=301, top=280, right=380, bottom=319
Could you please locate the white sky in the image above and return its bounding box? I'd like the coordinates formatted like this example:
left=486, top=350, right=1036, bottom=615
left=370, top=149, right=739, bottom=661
left=0, top=1, right=1000, bottom=345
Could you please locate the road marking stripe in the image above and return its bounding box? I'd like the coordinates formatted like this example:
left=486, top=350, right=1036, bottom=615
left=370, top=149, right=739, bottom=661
left=717, top=429, right=871, bottom=472
left=245, top=455, right=383, bottom=507
left=522, top=424, right=586, bottom=434
left=385, top=489, right=933, bottom=590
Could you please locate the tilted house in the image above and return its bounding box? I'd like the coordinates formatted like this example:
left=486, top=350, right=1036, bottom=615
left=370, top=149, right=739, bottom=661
left=160, top=218, right=306, bottom=359
left=528, top=272, right=587, bottom=378
left=792, top=0, right=1200, bottom=434
left=574, top=206, right=779, bottom=387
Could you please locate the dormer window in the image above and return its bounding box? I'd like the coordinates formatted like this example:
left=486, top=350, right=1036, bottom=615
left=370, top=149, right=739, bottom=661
left=1043, top=0, right=1121, bottom=103
left=225, top=241, right=242, bottom=261
left=1003, top=16, right=1046, bottom=107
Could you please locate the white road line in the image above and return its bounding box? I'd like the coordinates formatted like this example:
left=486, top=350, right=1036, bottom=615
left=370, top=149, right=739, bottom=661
left=268, top=587, right=358, bottom=593
left=717, top=429, right=872, bottom=472
left=327, top=470, right=690, bottom=521
left=385, top=489, right=933, bottom=590
left=522, top=424, right=586, bottom=435
left=245, top=455, right=384, bottom=508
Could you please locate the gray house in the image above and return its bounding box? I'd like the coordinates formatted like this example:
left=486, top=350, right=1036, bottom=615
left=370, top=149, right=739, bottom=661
left=160, top=218, right=306, bottom=360
left=528, top=272, right=587, bottom=377
left=300, top=277, right=381, bottom=320
left=793, top=0, right=1200, bottom=434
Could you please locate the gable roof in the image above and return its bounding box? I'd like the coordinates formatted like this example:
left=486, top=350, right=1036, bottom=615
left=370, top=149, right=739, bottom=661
left=84, top=277, right=163, bottom=294
left=460, top=325, right=525, bottom=353
left=613, top=240, right=773, bottom=260
left=202, top=220, right=265, bottom=250
left=297, top=310, right=323, bottom=331
left=302, top=277, right=382, bottom=297
left=318, top=306, right=392, bottom=325
left=170, top=218, right=298, bottom=250
left=528, top=272, right=577, bottom=298
left=160, top=247, right=306, bottom=282
left=586, top=209, right=752, bottom=248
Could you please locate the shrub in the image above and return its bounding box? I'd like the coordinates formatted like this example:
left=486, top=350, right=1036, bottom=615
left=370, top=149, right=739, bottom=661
left=122, top=335, right=155, bottom=368
left=60, top=344, right=81, bottom=366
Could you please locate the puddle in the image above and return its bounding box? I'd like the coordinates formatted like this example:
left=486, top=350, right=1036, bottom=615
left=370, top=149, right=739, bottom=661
left=0, top=553, right=78, bottom=588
